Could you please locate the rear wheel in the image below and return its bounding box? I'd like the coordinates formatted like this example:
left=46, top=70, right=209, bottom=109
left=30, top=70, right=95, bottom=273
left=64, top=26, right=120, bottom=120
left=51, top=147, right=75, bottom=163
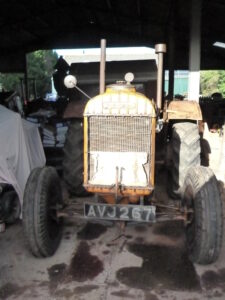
left=63, top=119, right=88, bottom=196
left=183, top=166, right=223, bottom=264
left=23, top=167, right=63, bottom=257
left=168, top=122, right=200, bottom=198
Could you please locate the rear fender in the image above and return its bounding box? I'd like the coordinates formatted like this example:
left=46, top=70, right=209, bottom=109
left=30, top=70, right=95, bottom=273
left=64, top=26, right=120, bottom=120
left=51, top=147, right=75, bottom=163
left=165, top=100, right=202, bottom=121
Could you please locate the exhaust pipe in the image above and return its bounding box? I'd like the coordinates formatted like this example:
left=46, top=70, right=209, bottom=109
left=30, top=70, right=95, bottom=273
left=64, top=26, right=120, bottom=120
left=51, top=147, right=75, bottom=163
left=100, top=39, right=106, bottom=94
left=155, top=44, right=167, bottom=110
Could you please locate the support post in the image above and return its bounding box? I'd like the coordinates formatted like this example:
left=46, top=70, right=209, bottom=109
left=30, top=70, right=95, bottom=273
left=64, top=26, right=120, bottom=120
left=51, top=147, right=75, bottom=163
left=188, top=0, right=202, bottom=101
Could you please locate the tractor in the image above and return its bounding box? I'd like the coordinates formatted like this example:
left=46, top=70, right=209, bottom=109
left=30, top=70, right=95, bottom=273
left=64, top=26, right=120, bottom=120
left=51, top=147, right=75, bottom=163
left=23, top=43, right=223, bottom=265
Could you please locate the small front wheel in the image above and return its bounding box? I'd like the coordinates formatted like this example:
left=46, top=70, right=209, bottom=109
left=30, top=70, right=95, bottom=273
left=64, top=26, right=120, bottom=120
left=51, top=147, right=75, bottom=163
left=183, top=166, right=223, bottom=264
left=23, top=167, right=63, bottom=257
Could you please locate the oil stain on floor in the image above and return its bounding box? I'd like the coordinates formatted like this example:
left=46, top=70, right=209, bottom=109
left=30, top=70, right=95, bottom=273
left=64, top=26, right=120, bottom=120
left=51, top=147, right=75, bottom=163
left=48, top=263, right=67, bottom=291
left=48, top=241, right=103, bottom=289
left=116, top=243, right=200, bottom=291
left=0, top=283, right=23, bottom=299
left=153, top=221, right=184, bottom=239
left=68, top=241, right=103, bottom=282
left=74, top=285, right=99, bottom=294
left=77, top=222, right=107, bottom=240
left=110, top=289, right=137, bottom=299
left=201, top=268, right=225, bottom=291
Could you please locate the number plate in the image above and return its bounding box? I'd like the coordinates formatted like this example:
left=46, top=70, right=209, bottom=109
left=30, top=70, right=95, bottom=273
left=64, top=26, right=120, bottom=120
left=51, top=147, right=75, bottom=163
left=84, top=203, right=156, bottom=222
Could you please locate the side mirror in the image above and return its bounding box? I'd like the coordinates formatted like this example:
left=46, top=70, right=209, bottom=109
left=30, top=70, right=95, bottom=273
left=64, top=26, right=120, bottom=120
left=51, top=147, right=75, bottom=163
left=64, top=75, right=77, bottom=89
left=63, top=74, right=91, bottom=99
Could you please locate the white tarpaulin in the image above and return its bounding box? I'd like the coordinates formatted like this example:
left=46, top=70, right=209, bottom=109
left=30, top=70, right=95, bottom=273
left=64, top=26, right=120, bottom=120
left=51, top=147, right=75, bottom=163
left=0, top=105, right=46, bottom=205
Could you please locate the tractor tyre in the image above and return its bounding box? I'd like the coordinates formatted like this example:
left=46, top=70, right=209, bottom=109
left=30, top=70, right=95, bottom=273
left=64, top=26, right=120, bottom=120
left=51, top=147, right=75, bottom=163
left=168, top=122, right=200, bottom=198
left=183, top=166, right=223, bottom=264
left=63, top=119, right=88, bottom=196
left=23, top=167, right=63, bottom=257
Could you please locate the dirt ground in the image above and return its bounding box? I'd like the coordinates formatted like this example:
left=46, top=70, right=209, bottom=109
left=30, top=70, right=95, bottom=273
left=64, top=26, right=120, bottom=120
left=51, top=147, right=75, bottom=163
left=0, top=130, right=225, bottom=300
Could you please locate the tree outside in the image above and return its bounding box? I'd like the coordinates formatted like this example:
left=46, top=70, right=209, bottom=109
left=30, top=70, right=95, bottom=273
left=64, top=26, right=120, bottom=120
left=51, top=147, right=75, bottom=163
left=0, top=50, right=58, bottom=98
left=1, top=53, right=224, bottom=99
left=200, top=70, right=225, bottom=97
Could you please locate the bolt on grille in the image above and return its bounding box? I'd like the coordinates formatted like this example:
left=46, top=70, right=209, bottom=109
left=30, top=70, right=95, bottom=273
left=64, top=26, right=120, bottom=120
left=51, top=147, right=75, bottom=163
left=88, top=116, right=151, bottom=153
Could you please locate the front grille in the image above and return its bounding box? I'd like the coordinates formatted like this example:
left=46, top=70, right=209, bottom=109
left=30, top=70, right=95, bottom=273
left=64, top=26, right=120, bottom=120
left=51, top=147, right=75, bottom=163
left=89, top=116, right=151, bottom=152
left=87, top=116, right=152, bottom=187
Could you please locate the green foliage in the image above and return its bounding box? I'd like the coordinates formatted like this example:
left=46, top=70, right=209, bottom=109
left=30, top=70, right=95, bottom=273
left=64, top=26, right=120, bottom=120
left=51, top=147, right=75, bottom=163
left=200, top=70, right=225, bottom=97
left=0, top=73, right=22, bottom=92
left=0, top=50, right=58, bottom=98
left=218, top=71, right=225, bottom=96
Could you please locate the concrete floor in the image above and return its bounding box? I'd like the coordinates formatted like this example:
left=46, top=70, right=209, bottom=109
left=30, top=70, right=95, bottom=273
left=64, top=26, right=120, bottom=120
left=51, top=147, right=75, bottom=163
left=0, top=131, right=225, bottom=300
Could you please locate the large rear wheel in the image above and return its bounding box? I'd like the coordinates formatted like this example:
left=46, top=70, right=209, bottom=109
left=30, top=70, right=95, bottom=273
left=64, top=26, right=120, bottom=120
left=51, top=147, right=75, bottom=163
left=23, top=167, right=63, bottom=257
left=168, top=122, right=200, bottom=198
left=183, top=166, right=223, bottom=264
left=63, top=119, right=88, bottom=196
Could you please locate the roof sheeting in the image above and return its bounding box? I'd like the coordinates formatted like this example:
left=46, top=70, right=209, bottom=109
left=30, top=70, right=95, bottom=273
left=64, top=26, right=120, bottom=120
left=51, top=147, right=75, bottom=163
left=0, top=0, right=224, bottom=71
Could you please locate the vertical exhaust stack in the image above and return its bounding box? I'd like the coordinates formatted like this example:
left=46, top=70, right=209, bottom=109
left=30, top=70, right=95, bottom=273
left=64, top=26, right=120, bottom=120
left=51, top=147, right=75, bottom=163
left=100, top=39, right=106, bottom=94
left=155, top=44, right=167, bottom=110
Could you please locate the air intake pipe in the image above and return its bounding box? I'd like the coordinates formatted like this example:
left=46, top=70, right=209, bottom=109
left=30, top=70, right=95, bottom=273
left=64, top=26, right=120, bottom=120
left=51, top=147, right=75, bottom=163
left=100, top=39, right=106, bottom=94
left=155, top=44, right=167, bottom=110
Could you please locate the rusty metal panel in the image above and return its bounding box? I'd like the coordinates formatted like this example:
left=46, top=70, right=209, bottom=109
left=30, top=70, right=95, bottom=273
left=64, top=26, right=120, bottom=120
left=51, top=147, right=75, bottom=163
left=166, top=100, right=202, bottom=121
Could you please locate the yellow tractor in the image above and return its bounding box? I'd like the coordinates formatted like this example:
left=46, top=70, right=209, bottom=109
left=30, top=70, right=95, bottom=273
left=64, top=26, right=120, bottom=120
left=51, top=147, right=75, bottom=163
left=23, top=43, right=223, bottom=265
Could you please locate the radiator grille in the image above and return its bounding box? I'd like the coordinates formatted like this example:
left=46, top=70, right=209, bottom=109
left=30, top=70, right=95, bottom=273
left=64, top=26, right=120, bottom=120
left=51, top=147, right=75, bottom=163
left=88, top=116, right=151, bottom=153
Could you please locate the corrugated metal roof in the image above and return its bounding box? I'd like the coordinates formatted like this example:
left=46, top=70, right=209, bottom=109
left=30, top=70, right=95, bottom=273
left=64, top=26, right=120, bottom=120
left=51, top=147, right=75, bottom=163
left=0, top=0, right=224, bottom=71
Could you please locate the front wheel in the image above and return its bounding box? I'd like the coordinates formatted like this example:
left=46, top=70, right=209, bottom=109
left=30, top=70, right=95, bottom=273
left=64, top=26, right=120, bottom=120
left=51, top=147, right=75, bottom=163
left=23, top=167, right=63, bottom=257
left=183, top=166, right=223, bottom=264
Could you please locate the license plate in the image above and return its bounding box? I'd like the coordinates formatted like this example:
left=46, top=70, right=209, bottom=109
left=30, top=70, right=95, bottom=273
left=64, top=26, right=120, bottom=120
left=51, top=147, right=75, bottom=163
left=84, top=203, right=156, bottom=222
